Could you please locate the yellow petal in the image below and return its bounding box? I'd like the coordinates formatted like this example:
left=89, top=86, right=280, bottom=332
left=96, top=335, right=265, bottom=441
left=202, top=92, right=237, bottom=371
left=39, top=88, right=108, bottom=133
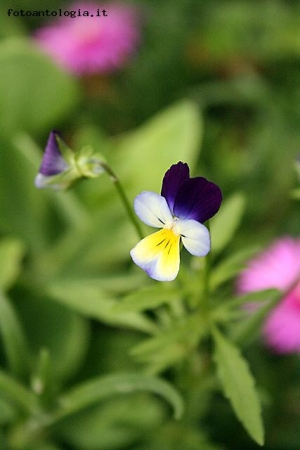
left=130, top=228, right=180, bottom=281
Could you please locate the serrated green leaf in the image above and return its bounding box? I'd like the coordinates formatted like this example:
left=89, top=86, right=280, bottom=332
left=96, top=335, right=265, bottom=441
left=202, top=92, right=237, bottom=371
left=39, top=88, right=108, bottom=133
left=212, top=327, right=264, bottom=445
left=55, top=373, right=184, bottom=422
left=0, top=290, right=30, bottom=378
left=0, top=238, right=25, bottom=290
left=47, top=280, right=158, bottom=334
left=210, top=193, right=246, bottom=255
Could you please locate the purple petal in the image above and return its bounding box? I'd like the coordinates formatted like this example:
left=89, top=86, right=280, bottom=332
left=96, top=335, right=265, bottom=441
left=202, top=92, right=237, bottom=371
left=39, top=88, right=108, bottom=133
left=39, top=131, right=69, bottom=176
left=161, top=162, right=190, bottom=212
left=173, top=177, right=222, bottom=223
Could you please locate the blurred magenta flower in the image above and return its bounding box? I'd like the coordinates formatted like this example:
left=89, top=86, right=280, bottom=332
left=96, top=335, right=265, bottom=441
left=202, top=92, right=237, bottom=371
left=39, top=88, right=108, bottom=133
left=35, top=130, right=105, bottom=189
left=130, top=162, right=222, bottom=281
left=237, top=237, right=300, bottom=354
left=34, top=2, right=141, bottom=75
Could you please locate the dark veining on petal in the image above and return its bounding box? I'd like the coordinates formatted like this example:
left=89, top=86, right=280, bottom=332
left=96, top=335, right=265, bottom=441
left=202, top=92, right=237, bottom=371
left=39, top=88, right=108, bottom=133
left=165, top=239, right=170, bottom=248
left=156, top=239, right=166, bottom=246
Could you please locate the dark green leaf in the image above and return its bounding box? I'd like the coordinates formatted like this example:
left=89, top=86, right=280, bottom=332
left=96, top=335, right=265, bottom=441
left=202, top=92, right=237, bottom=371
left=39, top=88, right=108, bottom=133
left=0, top=290, right=30, bottom=378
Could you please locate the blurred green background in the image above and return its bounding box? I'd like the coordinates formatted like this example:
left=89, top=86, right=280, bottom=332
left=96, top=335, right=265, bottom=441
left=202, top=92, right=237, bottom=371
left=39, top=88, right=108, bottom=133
left=0, top=0, right=300, bottom=449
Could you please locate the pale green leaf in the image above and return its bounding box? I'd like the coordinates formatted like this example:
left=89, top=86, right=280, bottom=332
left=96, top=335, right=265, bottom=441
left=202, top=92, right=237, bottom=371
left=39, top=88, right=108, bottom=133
left=47, top=280, right=158, bottom=334
left=0, top=38, right=79, bottom=135
left=291, top=188, right=300, bottom=200
left=55, top=373, right=184, bottom=422
left=0, top=238, right=25, bottom=290
left=111, top=100, right=202, bottom=198
left=210, top=193, right=246, bottom=255
left=212, top=327, right=264, bottom=445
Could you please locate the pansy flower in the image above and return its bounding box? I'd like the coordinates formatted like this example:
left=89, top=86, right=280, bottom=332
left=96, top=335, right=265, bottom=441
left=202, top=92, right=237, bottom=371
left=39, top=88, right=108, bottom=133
left=130, top=162, right=222, bottom=281
left=35, top=130, right=105, bottom=190
left=237, top=237, right=300, bottom=354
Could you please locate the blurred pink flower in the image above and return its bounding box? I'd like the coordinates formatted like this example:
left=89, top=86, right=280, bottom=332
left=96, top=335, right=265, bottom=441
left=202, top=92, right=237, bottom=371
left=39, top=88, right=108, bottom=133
left=34, top=2, right=141, bottom=75
left=237, top=237, right=300, bottom=354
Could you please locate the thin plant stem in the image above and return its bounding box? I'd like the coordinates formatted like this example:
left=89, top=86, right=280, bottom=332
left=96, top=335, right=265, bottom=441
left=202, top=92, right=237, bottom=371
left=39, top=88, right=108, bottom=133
left=101, top=163, right=144, bottom=240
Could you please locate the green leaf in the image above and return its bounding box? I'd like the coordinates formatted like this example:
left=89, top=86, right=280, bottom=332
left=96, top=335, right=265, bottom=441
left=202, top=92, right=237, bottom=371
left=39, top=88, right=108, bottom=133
left=47, top=280, right=158, bottom=334
left=210, top=246, right=260, bottom=291
left=14, top=293, right=90, bottom=383
left=0, top=396, right=16, bottom=425
left=0, top=290, right=30, bottom=378
left=131, top=315, right=207, bottom=373
left=0, top=238, right=25, bottom=290
left=210, top=193, right=246, bottom=255
left=0, top=369, right=39, bottom=415
left=55, top=373, right=184, bottom=422
left=212, top=327, right=264, bottom=446
left=291, top=188, right=300, bottom=200
left=111, top=100, right=202, bottom=198
left=0, top=136, right=49, bottom=253
left=57, top=395, right=164, bottom=450
left=114, top=285, right=180, bottom=313
left=0, top=38, right=79, bottom=136
left=231, top=291, right=282, bottom=346
left=214, top=288, right=281, bottom=318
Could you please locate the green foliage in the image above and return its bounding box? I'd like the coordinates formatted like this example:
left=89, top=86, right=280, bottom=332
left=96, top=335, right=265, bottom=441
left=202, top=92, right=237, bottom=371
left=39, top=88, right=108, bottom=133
left=0, top=38, right=79, bottom=136
left=47, top=280, right=158, bottom=334
left=56, top=373, right=184, bottom=421
left=212, top=327, right=264, bottom=446
left=1, top=1, right=300, bottom=448
left=210, top=193, right=246, bottom=255
left=0, top=238, right=25, bottom=291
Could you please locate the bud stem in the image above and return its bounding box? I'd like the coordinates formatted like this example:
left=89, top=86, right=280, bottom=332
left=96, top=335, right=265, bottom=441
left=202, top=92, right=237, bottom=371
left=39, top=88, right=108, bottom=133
left=101, top=163, right=144, bottom=239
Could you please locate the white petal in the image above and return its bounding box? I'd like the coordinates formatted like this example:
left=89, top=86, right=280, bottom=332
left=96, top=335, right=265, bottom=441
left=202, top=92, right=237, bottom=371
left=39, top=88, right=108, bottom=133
left=178, top=219, right=210, bottom=256
left=134, top=192, right=173, bottom=228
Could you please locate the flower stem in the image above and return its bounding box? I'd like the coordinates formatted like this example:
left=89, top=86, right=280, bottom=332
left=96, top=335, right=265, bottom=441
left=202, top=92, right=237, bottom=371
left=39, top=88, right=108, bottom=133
left=101, top=163, right=144, bottom=240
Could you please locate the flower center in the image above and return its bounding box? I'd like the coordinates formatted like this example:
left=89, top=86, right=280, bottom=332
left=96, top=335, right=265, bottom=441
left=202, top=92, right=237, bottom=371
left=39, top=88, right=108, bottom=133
left=164, top=217, right=181, bottom=236
left=155, top=227, right=180, bottom=252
